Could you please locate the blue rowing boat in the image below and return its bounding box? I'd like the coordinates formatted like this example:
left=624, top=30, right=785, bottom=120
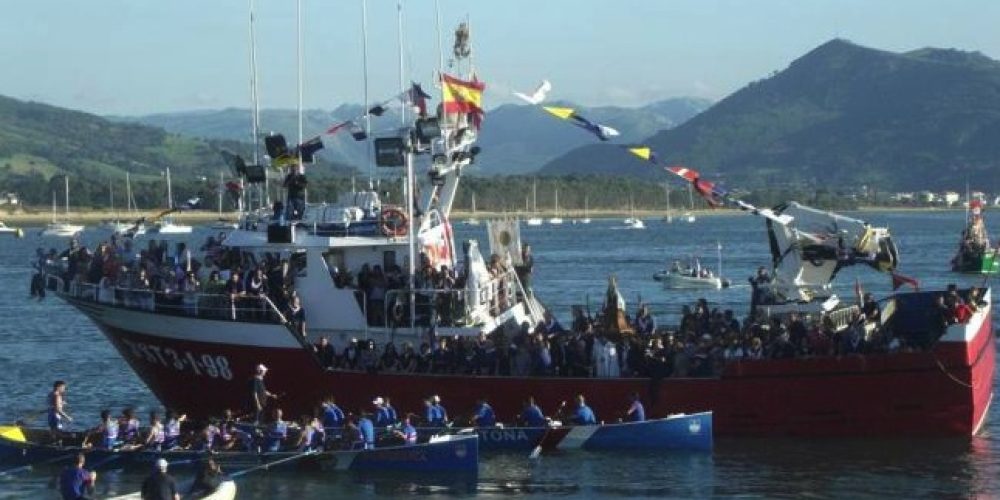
left=425, top=412, right=713, bottom=452
left=0, top=426, right=478, bottom=473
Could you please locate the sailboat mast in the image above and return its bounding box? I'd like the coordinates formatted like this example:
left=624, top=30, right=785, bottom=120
left=166, top=167, right=173, bottom=209
left=248, top=0, right=264, bottom=208
left=218, top=171, right=224, bottom=216
left=361, top=0, right=373, bottom=181
left=64, top=176, right=70, bottom=217
left=397, top=0, right=406, bottom=127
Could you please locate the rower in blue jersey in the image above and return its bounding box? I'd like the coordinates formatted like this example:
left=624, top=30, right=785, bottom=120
left=296, top=416, right=325, bottom=452
left=572, top=395, right=598, bottom=425
left=625, top=392, right=646, bottom=422
left=197, top=421, right=221, bottom=452
left=118, top=408, right=140, bottom=445
left=321, top=397, right=345, bottom=430
left=424, top=397, right=447, bottom=427
left=89, top=410, right=119, bottom=450
left=396, top=415, right=417, bottom=445
left=163, top=410, right=186, bottom=449
left=384, top=397, right=398, bottom=425
left=144, top=412, right=165, bottom=451
left=266, top=408, right=289, bottom=452
left=355, top=413, right=375, bottom=450
left=373, top=397, right=392, bottom=427
left=520, top=397, right=547, bottom=427
left=473, top=399, right=496, bottom=427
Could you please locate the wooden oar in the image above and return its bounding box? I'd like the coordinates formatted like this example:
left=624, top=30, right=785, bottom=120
left=226, top=449, right=318, bottom=480
left=0, top=452, right=82, bottom=477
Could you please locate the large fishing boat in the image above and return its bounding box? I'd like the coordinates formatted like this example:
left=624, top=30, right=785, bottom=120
left=951, top=198, right=999, bottom=274
left=40, top=22, right=992, bottom=440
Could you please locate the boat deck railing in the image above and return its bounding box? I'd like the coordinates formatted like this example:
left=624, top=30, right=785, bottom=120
left=48, top=276, right=290, bottom=325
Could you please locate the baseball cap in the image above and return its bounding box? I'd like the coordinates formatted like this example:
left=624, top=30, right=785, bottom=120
left=372, top=397, right=384, bottom=405
left=155, top=458, right=168, bottom=470
left=256, top=364, right=268, bottom=373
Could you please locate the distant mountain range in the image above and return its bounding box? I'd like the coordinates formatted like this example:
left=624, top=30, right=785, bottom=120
left=119, top=97, right=712, bottom=175
left=542, top=39, right=1000, bottom=191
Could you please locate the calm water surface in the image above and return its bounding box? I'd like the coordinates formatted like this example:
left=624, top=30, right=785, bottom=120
left=0, top=210, right=996, bottom=499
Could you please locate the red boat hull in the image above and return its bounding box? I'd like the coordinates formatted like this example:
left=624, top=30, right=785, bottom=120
left=70, top=296, right=993, bottom=438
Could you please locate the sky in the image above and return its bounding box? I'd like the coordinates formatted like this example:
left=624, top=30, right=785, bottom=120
left=2, top=0, right=1000, bottom=115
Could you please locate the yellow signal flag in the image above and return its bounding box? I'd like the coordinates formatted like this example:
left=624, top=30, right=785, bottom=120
left=542, top=106, right=576, bottom=120
left=627, top=146, right=653, bottom=161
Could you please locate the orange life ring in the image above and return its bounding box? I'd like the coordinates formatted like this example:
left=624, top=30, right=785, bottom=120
left=380, top=208, right=408, bottom=237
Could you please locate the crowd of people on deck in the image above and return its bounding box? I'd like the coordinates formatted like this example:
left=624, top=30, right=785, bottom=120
left=309, top=279, right=985, bottom=381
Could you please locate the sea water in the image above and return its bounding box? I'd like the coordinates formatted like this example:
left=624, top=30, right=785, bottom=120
left=0, top=210, right=996, bottom=498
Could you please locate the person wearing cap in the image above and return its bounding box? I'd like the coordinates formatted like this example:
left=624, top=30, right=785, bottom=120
left=249, top=364, right=277, bottom=424
left=59, top=453, right=96, bottom=500
left=141, top=458, right=179, bottom=500
left=424, top=395, right=448, bottom=427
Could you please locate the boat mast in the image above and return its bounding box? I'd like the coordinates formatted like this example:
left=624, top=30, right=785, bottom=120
left=248, top=0, right=264, bottom=210
left=397, top=0, right=406, bottom=127
left=218, top=170, right=225, bottom=217
left=64, top=176, right=70, bottom=218
left=361, top=0, right=373, bottom=182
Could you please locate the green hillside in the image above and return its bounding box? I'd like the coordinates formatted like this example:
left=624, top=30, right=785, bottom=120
left=541, top=40, right=1000, bottom=191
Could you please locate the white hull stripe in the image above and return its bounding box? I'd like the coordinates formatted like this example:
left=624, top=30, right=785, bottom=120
left=556, top=425, right=599, bottom=450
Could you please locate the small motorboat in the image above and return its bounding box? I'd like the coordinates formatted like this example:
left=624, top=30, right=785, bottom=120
left=525, top=217, right=543, bottom=226
left=431, top=412, right=712, bottom=453
left=0, top=222, right=23, bottom=238
left=654, top=247, right=730, bottom=289
left=210, top=218, right=240, bottom=230
left=951, top=199, right=999, bottom=274
left=624, top=218, right=645, bottom=229
left=41, top=222, right=84, bottom=238
left=653, top=269, right=729, bottom=289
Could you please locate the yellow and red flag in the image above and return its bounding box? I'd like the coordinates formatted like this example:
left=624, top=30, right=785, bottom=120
left=442, top=73, right=485, bottom=128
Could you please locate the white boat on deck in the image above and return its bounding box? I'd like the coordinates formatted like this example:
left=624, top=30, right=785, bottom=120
left=147, top=167, right=192, bottom=235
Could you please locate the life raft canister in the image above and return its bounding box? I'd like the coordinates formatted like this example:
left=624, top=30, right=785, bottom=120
left=380, top=207, right=408, bottom=237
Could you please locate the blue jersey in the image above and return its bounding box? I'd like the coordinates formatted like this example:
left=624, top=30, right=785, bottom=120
left=358, top=418, right=375, bottom=450
left=402, top=423, right=417, bottom=444
left=322, top=404, right=345, bottom=429
left=627, top=401, right=645, bottom=422
left=100, top=419, right=119, bottom=449
left=474, top=403, right=496, bottom=427
left=385, top=405, right=398, bottom=424
left=59, top=467, right=90, bottom=500
left=375, top=407, right=392, bottom=427
left=573, top=404, right=597, bottom=425
left=266, top=421, right=288, bottom=452
left=521, top=405, right=546, bottom=427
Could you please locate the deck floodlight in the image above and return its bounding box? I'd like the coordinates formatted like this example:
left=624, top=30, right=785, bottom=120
left=415, top=117, right=441, bottom=142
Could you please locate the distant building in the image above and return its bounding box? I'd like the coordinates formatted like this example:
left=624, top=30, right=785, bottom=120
left=971, top=191, right=986, bottom=202
left=918, top=191, right=937, bottom=204
left=891, top=192, right=914, bottom=203
left=942, top=191, right=961, bottom=206
left=0, top=192, right=20, bottom=206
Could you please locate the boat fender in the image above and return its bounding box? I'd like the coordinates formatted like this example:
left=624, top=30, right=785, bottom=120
left=380, top=208, right=408, bottom=237
left=391, top=297, right=406, bottom=326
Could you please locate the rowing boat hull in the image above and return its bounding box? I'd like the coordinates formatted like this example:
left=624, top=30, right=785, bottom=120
left=437, top=412, right=712, bottom=452
left=0, top=430, right=478, bottom=473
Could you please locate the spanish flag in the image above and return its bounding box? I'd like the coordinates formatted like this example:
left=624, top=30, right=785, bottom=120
left=442, top=73, right=485, bottom=128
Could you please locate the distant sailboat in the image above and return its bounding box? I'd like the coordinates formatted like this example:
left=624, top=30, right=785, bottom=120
left=148, top=167, right=192, bottom=235
left=42, top=176, right=84, bottom=237
left=624, top=194, right=645, bottom=229
left=578, top=195, right=592, bottom=224
left=683, top=183, right=697, bottom=223
left=663, top=182, right=673, bottom=223
left=526, top=180, right=543, bottom=226
left=101, top=180, right=131, bottom=233
left=465, top=192, right=481, bottom=226
left=548, top=188, right=564, bottom=225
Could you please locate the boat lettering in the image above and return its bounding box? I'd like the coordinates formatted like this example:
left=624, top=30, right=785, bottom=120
left=479, top=428, right=530, bottom=442
left=119, top=339, right=233, bottom=380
